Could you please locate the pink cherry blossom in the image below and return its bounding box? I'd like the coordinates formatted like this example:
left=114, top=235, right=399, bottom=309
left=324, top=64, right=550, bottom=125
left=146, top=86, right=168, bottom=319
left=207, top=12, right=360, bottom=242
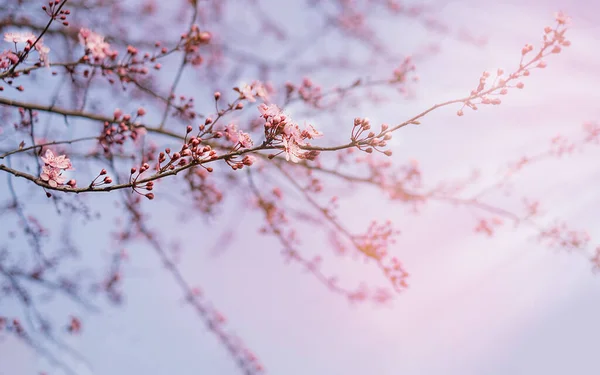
left=239, top=132, right=254, bottom=148
left=224, top=123, right=241, bottom=144
left=239, top=84, right=256, bottom=102
left=35, top=41, right=50, bottom=67
left=3, top=32, right=35, bottom=44
left=302, top=123, right=323, bottom=140
left=554, top=11, right=571, bottom=25
left=282, top=136, right=305, bottom=163
left=258, top=103, right=281, bottom=119
left=0, top=50, right=19, bottom=69
left=41, top=150, right=73, bottom=170
left=78, top=28, right=113, bottom=60
left=224, top=123, right=254, bottom=148
left=40, top=165, right=66, bottom=188
left=253, top=81, right=271, bottom=102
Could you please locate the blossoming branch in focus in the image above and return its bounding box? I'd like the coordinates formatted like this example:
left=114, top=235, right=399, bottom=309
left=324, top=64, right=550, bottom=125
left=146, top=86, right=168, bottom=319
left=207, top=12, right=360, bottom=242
left=40, top=150, right=74, bottom=188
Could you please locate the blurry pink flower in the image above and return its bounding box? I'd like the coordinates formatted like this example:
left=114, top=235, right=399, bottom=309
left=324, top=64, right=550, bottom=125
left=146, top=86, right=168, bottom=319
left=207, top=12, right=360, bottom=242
left=0, top=50, right=19, bottom=69
left=35, top=41, right=50, bottom=67
left=78, top=28, right=112, bottom=60
left=4, top=32, right=35, bottom=44
left=302, top=123, right=323, bottom=139
left=224, top=123, right=253, bottom=148
left=554, top=11, right=570, bottom=25
left=239, top=132, right=253, bottom=148
left=282, top=122, right=301, bottom=141
left=258, top=103, right=281, bottom=119
left=239, top=84, right=256, bottom=102
left=253, top=81, right=272, bottom=102
left=224, top=123, right=241, bottom=144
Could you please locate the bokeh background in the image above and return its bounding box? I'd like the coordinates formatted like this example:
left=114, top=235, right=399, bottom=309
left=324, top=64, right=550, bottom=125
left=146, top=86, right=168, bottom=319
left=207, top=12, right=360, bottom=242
left=1, top=0, right=600, bottom=374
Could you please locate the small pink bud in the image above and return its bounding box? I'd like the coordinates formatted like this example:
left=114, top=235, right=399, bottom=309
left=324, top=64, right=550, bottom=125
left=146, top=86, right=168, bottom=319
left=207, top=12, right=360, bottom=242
left=100, top=169, right=107, bottom=175
left=137, top=107, right=146, bottom=116
left=198, top=32, right=211, bottom=43
left=516, top=82, right=524, bottom=89
left=214, top=92, right=221, bottom=100
left=145, top=193, right=155, bottom=200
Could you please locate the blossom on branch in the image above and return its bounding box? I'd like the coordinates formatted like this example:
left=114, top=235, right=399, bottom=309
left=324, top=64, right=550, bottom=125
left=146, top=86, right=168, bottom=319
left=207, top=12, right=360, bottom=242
left=39, top=150, right=73, bottom=188
left=3, top=32, right=35, bottom=44
left=258, top=104, right=323, bottom=163
left=224, top=123, right=254, bottom=148
left=78, top=28, right=116, bottom=60
left=41, top=149, right=73, bottom=170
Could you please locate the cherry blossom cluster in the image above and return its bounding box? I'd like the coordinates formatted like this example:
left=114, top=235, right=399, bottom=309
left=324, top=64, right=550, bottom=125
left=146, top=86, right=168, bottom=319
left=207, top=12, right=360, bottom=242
left=538, top=222, right=591, bottom=252
left=259, top=103, right=323, bottom=163
left=457, top=12, right=571, bottom=116
left=0, top=1, right=69, bottom=77
left=342, top=218, right=409, bottom=295
left=39, top=149, right=74, bottom=188
left=1, top=31, right=50, bottom=72
left=76, top=29, right=180, bottom=89
left=78, top=28, right=117, bottom=61
left=235, top=81, right=271, bottom=103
